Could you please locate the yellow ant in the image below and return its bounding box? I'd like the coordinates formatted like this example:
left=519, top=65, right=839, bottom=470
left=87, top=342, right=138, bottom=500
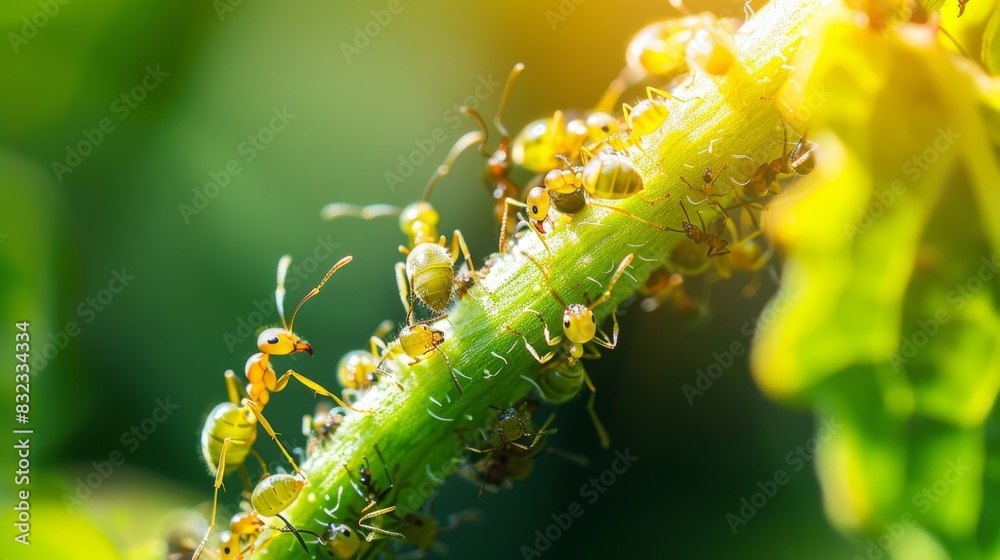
left=379, top=312, right=467, bottom=395
left=500, top=147, right=669, bottom=252
left=624, top=0, right=741, bottom=85
left=322, top=169, right=476, bottom=319
left=506, top=252, right=633, bottom=363
left=423, top=63, right=524, bottom=229
left=244, top=254, right=359, bottom=411
left=622, top=86, right=692, bottom=140
left=510, top=69, right=627, bottom=174
left=336, top=319, right=403, bottom=406
left=194, top=373, right=314, bottom=559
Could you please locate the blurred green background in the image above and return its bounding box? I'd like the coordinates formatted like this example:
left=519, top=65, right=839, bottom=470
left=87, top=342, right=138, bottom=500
left=0, top=0, right=866, bottom=558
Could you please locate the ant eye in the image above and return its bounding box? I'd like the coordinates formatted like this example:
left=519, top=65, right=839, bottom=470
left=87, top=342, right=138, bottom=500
left=224, top=547, right=231, bottom=554
left=563, top=316, right=571, bottom=328
left=340, top=527, right=352, bottom=537
left=591, top=314, right=597, bottom=323
left=267, top=336, right=279, bottom=345
left=531, top=205, right=539, bottom=214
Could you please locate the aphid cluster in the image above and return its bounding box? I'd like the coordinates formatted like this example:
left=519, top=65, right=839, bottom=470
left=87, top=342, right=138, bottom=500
left=182, top=2, right=819, bottom=557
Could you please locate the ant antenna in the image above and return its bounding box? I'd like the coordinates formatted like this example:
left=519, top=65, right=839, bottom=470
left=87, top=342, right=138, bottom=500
left=321, top=203, right=402, bottom=221
left=462, top=106, right=492, bottom=156
left=287, top=256, right=353, bottom=332
left=495, top=63, right=525, bottom=140
left=276, top=255, right=292, bottom=329
left=588, top=253, right=633, bottom=310
left=669, top=0, right=692, bottom=16
left=519, top=251, right=568, bottom=309
left=422, top=130, right=485, bottom=203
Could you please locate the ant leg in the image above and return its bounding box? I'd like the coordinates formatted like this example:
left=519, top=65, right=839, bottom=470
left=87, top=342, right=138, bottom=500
left=224, top=369, right=244, bottom=405
left=636, top=189, right=671, bottom=205
left=192, top=437, right=244, bottom=560
left=592, top=306, right=620, bottom=350
left=274, top=370, right=368, bottom=414
left=504, top=325, right=556, bottom=364
left=435, top=345, right=464, bottom=396
left=360, top=506, right=405, bottom=541
left=522, top=412, right=558, bottom=451
left=681, top=175, right=702, bottom=196
left=373, top=443, right=394, bottom=493
left=375, top=368, right=405, bottom=391
left=521, top=309, right=563, bottom=347
left=395, top=262, right=413, bottom=321
left=449, top=230, right=476, bottom=274
left=583, top=372, right=611, bottom=449
left=343, top=463, right=368, bottom=503
left=370, top=320, right=394, bottom=354
left=248, top=448, right=269, bottom=476
left=500, top=197, right=527, bottom=254
left=588, top=200, right=668, bottom=231
left=589, top=254, right=634, bottom=309
left=243, top=400, right=301, bottom=472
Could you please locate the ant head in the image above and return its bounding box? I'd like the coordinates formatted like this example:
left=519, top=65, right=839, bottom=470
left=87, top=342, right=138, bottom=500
left=323, top=523, right=361, bottom=558
left=563, top=303, right=597, bottom=344
left=337, top=350, right=378, bottom=389
left=585, top=112, right=620, bottom=144
left=399, top=202, right=439, bottom=245
left=524, top=186, right=551, bottom=223
left=257, top=327, right=312, bottom=356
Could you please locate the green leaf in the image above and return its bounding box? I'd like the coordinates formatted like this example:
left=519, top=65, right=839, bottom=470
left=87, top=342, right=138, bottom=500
left=751, top=10, right=1000, bottom=558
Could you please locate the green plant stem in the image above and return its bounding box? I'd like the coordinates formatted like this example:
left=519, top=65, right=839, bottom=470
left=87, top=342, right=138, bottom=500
left=258, top=0, right=830, bottom=557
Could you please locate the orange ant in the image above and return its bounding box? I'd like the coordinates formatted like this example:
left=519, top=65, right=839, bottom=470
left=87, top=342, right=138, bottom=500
left=244, top=255, right=364, bottom=413
left=666, top=201, right=730, bottom=257
left=424, top=63, right=525, bottom=230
